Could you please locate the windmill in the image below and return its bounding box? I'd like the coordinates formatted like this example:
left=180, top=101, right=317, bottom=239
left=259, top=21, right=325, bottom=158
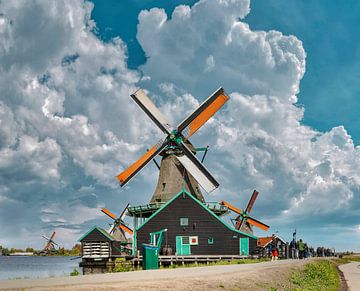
left=41, top=231, right=58, bottom=254
left=101, top=204, right=133, bottom=242
left=117, top=87, right=229, bottom=204
left=220, top=190, right=269, bottom=234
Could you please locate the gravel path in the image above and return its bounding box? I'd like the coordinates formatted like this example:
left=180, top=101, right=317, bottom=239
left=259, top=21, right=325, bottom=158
left=0, top=259, right=311, bottom=290
left=339, top=261, right=360, bottom=290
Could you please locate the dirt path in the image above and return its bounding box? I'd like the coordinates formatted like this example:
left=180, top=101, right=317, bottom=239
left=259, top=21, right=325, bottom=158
left=339, top=261, right=360, bottom=290
left=0, top=259, right=311, bottom=290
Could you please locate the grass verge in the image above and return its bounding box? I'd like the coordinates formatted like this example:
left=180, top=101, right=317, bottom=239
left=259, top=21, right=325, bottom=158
left=289, top=260, right=339, bottom=291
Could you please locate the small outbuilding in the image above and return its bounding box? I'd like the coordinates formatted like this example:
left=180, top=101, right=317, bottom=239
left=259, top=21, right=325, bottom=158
left=78, top=226, right=126, bottom=259
left=257, top=234, right=287, bottom=258
left=136, top=190, right=258, bottom=256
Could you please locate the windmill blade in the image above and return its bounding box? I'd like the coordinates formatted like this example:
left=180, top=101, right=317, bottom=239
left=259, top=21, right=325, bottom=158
left=245, top=190, right=259, bottom=214
left=109, top=223, right=116, bottom=234
left=235, top=216, right=245, bottom=230
left=117, top=140, right=168, bottom=187
left=119, top=224, right=133, bottom=235
left=51, top=241, right=59, bottom=247
left=176, top=142, right=219, bottom=192
left=42, top=235, right=50, bottom=241
left=247, top=216, right=270, bottom=231
left=220, top=200, right=244, bottom=215
left=119, top=203, right=130, bottom=221
left=101, top=207, right=117, bottom=220
left=177, top=87, right=229, bottom=138
left=49, top=231, right=56, bottom=241
left=131, top=89, right=172, bottom=134
left=117, top=141, right=167, bottom=187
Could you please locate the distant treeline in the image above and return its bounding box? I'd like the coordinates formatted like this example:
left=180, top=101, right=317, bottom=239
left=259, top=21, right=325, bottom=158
left=0, top=244, right=81, bottom=256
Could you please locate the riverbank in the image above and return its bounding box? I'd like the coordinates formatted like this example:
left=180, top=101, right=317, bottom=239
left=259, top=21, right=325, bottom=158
left=0, top=259, right=310, bottom=290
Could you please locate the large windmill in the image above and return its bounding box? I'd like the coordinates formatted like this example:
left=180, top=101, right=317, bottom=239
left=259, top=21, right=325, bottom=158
left=220, top=190, right=269, bottom=234
left=101, top=204, right=133, bottom=241
left=40, top=231, right=58, bottom=254
left=117, top=87, right=229, bottom=205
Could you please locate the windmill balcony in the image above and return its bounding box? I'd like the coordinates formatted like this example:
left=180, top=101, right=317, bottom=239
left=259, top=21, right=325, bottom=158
left=127, top=202, right=229, bottom=218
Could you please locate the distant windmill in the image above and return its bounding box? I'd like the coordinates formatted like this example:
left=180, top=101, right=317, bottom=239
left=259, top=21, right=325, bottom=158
left=101, top=204, right=133, bottom=241
left=116, top=87, right=229, bottom=204
left=41, top=231, right=59, bottom=254
left=221, top=190, right=269, bottom=234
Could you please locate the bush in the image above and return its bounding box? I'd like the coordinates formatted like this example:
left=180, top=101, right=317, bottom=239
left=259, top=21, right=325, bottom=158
left=70, top=268, right=79, bottom=276
left=114, top=258, right=134, bottom=272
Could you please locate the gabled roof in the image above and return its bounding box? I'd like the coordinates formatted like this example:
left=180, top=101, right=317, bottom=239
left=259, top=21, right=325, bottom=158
left=137, top=189, right=257, bottom=239
left=257, top=235, right=287, bottom=248
left=78, top=225, right=115, bottom=242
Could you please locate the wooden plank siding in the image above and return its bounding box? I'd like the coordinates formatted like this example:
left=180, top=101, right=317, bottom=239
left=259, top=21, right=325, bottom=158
left=137, top=192, right=257, bottom=255
left=79, top=227, right=122, bottom=256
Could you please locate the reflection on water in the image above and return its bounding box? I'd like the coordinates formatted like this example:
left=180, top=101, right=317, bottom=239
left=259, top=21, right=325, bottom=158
left=0, top=256, right=81, bottom=280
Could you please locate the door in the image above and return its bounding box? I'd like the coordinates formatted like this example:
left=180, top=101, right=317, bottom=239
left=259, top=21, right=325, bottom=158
left=176, top=236, right=191, bottom=255
left=240, top=237, right=249, bottom=256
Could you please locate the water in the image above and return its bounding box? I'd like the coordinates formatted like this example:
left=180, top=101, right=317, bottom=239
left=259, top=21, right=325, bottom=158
left=0, top=256, right=81, bottom=280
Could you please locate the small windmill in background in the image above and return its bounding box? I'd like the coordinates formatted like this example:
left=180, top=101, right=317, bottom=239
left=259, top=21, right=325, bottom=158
left=221, top=190, right=269, bottom=234
left=101, top=204, right=133, bottom=242
left=39, top=231, right=59, bottom=255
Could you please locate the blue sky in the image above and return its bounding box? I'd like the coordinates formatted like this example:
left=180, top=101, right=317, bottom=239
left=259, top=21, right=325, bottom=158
left=0, top=0, right=359, bottom=252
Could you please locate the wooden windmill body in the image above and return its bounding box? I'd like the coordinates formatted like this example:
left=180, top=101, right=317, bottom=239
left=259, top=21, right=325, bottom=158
left=150, top=144, right=205, bottom=204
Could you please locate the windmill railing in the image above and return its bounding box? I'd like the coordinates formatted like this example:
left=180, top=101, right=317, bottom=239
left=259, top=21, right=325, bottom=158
left=127, top=201, right=229, bottom=217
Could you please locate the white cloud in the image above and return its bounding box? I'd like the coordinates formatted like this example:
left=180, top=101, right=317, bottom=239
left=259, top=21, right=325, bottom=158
left=0, top=0, right=152, bottom=248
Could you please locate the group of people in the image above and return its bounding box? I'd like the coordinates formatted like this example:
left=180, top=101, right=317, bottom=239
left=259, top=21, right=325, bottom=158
left=316, top=246, right=336, bottom=257
left=290, top=238, right=336, bottom=259
left=290, top=238, right=312, bottom=259
left=263, top=232, right=336, bottom=261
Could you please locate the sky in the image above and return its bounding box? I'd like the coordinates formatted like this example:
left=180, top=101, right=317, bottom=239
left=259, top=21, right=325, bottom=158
left=0, top=0, right=359, bottom=252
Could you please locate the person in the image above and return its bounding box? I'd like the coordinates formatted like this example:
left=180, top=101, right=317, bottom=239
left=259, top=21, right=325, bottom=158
left=298, top=239, right=304, bottom=259
left=295, top=240, right=299, bottom=259
left=290, top=239, right=295, bottom=259
left=274, top=246, right=279, bottom=261
left=269, top=238, right=277, bottom=261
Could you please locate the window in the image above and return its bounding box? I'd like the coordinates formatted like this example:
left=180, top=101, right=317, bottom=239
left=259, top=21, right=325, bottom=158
left=208, top=237, right=214, bottom=245
left=182, top=236, right=190, bottom=244
left=180, top=217, right=189, bottom=226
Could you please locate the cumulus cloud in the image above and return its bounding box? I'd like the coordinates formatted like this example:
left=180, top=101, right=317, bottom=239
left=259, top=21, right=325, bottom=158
left=0, top=0, right=154, bottom=248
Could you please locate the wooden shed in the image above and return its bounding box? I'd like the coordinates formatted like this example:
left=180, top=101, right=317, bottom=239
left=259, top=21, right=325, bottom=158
left=136, top=190, right=257, bottom=256
left=78, top=226, right=124, bottom=259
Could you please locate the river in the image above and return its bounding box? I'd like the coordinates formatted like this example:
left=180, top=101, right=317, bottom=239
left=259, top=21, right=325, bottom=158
left=0, top=256, right=81, bottom=280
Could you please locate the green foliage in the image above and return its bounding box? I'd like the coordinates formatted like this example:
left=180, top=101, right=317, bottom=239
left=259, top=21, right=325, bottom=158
left=70, top=268, right=79, bottom=276
left=290, top=260, right=339, bottom=291
left=0, top=245, right=10, bottom=256
left=114, top=258, right=134, bottom=272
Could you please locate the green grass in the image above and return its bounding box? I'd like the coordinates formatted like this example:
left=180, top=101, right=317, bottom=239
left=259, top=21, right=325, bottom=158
left=290, top=260, right=339, bottom=291
left=332, top=255, right=360, bottom=265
